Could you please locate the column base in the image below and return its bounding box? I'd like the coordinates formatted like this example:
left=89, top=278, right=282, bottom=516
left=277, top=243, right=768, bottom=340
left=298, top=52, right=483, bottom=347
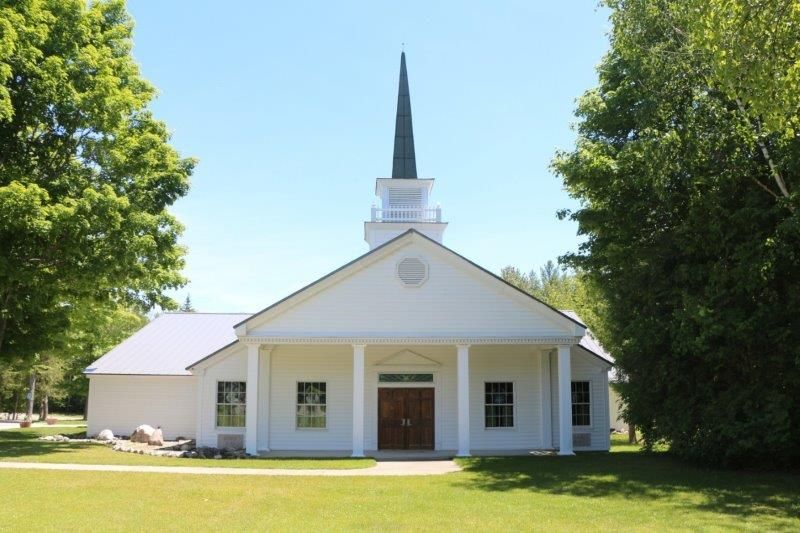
left=456, top=451, right=471, bottom=457
left=557, top=450, right=575, bottom=456
left=351, top=452, right=365, bottom=458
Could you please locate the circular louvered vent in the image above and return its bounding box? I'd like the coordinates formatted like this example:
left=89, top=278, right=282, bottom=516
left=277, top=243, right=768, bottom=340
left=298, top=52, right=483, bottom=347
left=397, top=257, right=428, bottom=287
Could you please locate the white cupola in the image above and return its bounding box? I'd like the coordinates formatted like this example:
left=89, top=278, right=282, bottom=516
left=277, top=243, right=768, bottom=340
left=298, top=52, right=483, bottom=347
left=364, top=52, right=447, bottom=250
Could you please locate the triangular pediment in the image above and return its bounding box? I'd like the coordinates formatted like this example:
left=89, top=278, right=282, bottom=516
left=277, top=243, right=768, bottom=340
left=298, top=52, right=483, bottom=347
left=242, top=231, right=585, bottom=339
left=375, top=349, right=440, bottom=367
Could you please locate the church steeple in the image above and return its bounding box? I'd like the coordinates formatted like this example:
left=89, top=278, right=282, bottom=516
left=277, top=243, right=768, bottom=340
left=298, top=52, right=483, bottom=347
left=364, top=51, right=447, bottom=250
left=392, top=52, right=417, bottom=179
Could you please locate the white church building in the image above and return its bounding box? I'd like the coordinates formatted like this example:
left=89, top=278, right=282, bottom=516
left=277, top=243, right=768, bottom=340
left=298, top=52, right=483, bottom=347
left=85, top=53, right=613, bottom=457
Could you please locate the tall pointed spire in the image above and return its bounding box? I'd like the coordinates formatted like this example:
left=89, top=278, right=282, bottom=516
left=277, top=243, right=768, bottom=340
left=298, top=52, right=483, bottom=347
left=391, top=51, right=418, bottom=179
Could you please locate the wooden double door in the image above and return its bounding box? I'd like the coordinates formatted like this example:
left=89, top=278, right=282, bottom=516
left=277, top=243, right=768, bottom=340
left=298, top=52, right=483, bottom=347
left=378, top=388, right=435, bottom=450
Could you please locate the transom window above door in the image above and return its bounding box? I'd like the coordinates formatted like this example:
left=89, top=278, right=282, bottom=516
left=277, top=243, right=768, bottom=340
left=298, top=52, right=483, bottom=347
left=378, top=373, right=434, bottom=383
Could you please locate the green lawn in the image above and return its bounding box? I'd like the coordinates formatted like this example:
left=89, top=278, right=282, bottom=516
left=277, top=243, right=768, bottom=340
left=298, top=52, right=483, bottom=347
left=0, top=427, right=374, bottom=470
left=0, top=430, right=797, bottom=531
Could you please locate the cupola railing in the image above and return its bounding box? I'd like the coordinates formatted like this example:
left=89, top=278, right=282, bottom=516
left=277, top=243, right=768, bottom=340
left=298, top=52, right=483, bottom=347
left=371, top=205, right=442, bottom=223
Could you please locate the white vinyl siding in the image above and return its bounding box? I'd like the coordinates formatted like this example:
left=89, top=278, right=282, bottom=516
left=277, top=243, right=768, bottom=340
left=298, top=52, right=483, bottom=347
left=87, top=375, right=197, bottom=440
left=247, top=241, right=576, bottom=338
left=269, top=346, right=352, bottom=451
left=197, top=346, right=248, bottom=447
left=470, top=348, right=540, bottom=450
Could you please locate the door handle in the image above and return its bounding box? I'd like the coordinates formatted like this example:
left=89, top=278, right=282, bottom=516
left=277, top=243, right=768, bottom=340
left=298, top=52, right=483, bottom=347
left=407, top=418, right=412, bottom=427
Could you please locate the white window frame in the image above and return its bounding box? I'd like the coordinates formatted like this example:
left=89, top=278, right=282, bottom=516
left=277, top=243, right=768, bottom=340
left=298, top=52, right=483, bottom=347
left=215, top=380, right=247, bottom=429
left=295, top=381, right=327, bottom=430
left=571, top=380, right=592, bottom=428
left=483, top=381, right=516, bottom=430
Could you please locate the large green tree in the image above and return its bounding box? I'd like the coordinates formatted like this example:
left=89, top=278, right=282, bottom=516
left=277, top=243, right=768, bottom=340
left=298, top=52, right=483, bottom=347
left=0, top=0, right=193, bottom=360
left=53, top=300, right=147, bottom=415
left=554, top=0, right=800, bottom=466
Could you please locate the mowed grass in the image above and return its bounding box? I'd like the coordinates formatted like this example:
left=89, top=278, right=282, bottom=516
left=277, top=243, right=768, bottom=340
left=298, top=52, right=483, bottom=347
left=0, top=431, right=797, bottom=531
left=0, top=427, right=374, bottom=470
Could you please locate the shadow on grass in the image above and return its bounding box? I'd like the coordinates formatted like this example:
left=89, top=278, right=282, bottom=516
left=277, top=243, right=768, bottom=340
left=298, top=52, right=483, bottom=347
left=0, top=427, right=91, bottom=459
left=455, top=450, right=800, bottom=525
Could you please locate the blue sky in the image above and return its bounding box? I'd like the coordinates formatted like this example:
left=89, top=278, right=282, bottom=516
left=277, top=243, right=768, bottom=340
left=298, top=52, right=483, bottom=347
left=127, top=1, right=610, bottom=313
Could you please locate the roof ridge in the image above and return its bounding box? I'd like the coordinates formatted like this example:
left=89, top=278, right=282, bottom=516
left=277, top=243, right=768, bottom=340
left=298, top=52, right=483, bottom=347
left=161, top=311, right=253, bottom=315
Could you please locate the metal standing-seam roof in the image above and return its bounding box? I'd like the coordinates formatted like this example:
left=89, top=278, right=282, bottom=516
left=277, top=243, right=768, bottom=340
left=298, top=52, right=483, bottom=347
left=83, top=307, right=610, bottom=377
left=84, top=313, right=250, bottom=376
left=560, top=310, right=614, bottom=365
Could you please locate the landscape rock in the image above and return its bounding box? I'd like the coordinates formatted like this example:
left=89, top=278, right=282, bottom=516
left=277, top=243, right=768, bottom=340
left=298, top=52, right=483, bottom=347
left=38, top=434, right=70, bottom=442
left=96, top=429, right=115, bottom=441
left=148, top=428, right=164, bottom=446
left=130, top=424, right=155, bottom=443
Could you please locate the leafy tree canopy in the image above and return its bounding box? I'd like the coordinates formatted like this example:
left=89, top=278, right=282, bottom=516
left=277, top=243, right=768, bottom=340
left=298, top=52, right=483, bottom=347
left=0, top=0, right=194, bottom=360
left=501, top=261, right=607, bottom=340
left=553, top=0, right=800, bottom=466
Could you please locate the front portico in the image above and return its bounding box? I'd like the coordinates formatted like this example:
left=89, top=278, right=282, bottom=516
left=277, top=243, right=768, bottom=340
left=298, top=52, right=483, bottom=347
left=229, top=337, right=591, bottom=458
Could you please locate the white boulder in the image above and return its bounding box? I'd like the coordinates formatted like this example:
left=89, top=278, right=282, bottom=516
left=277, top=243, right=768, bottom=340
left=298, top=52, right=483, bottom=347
left=96, top=429, right=115, bottom=441
left=148, top=427, right=164, bottom=446
left=130, top=424, right=156, bottom=443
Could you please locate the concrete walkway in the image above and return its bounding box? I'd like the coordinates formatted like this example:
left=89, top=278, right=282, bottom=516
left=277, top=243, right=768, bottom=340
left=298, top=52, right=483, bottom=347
left=0, top=460, right=461, bottom=477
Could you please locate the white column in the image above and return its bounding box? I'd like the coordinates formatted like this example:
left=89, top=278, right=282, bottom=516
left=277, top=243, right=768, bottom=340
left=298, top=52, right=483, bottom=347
left=539, top=349, right=552, bottom=449
left=352, top=344, right=366, bottom=457
left=245, top=343, right=260, bottom=456
left=456, top=344, right=471, bottom=457
left=557, top=344, right=574, bottom=455
left=259, top=346, right=273, bottom=452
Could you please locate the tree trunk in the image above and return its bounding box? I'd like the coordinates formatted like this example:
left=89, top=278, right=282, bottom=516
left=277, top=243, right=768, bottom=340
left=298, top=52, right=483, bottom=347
left=25, top=373, right=36, bottom=420
left=0, top=289, right=13, bottom=356
left=12, top=390, right=20, bottom=420
left=40, top=396, right=49, bottom=421
left=628, top=423, right=637, bottom=444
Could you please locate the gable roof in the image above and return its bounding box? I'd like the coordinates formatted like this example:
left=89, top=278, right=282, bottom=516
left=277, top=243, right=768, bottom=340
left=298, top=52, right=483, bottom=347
left=84, top=313, right=250, bottom=376
left=236, top=229, right=586, bottom=332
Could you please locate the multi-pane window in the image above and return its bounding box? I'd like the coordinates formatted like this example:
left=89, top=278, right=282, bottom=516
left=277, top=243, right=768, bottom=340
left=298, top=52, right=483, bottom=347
left=216, top=381, right=246, bottom=427
left=297, top=382, right=327, bottom=429
left=571, top=381, right=591, bottom=426
left=484, top=382, right=514, bottom=428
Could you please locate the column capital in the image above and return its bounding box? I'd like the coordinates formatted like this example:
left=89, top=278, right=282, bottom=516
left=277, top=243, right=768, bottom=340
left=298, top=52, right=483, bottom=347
left=456, top=343, right=471, bottom=350
left=352, top=343, right=367, bottom=349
